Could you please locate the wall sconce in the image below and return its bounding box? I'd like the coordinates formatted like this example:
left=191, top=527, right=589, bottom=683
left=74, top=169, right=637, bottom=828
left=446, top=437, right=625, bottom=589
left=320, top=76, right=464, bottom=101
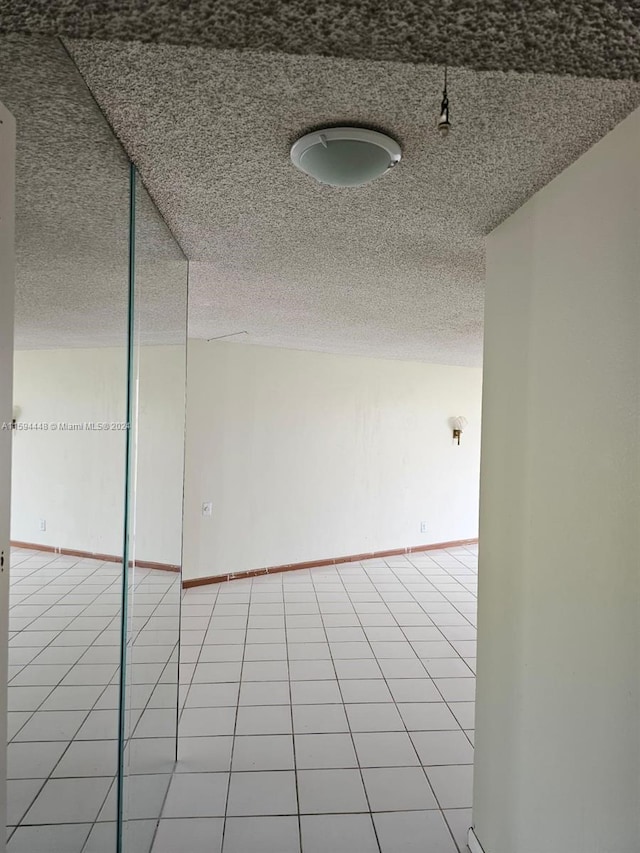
left=450, top=416, right=468, bottom=445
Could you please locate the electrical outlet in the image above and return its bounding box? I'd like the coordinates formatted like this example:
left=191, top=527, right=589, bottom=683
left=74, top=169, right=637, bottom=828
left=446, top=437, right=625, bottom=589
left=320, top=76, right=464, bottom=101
left=39, top=518, right=46, bottom=532
left=420, top=521, right=427, bottom=534
left=201, top=501, right=213, bottom=518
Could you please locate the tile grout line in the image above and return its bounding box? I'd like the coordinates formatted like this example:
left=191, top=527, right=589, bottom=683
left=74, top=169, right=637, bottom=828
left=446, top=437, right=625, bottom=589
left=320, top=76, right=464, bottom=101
left=283, top=579, right=303, bottom=853
left=311, top=566, right=384, bottom=853
left=218, top=579, right=248, bottom=850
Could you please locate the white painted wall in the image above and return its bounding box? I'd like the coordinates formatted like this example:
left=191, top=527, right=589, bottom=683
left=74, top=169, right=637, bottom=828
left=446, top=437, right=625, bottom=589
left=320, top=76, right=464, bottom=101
left=0, top=99, right=16, bottom=852
left=131, top=345, right=187, bottom=566
left=473, top=107, right=640, bottom=852
left=11, top=346, right=185, bottom=565
left=11, top=347, right=128, bottom=554
left=183, top=340, right=482, bottom=581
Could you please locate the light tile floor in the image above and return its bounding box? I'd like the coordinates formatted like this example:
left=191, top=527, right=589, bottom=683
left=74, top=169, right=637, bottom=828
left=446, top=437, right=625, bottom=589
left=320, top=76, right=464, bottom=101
left=6, top=547, right=179, bottom=853
left=7, top=544, right=478, bottom=852
left=170, top=545, right=477, bottom=853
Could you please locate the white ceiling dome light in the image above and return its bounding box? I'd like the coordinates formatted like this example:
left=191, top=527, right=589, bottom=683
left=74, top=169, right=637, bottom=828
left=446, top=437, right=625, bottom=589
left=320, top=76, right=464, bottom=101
left=290, top=127, right=401, bottom=187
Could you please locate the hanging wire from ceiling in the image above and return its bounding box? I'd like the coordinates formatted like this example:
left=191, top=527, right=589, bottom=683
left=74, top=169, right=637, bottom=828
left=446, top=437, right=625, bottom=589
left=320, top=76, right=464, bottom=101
left=438, top=65, right=451, bottom=138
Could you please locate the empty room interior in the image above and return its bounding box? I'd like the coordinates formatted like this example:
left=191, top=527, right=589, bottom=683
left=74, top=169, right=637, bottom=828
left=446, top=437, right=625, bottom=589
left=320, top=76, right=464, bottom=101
left=0, top=3, right=640, bottom=853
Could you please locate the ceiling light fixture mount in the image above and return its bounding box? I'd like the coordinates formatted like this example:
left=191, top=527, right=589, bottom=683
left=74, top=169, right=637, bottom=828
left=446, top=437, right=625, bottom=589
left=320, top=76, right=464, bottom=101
left=438, top=66, right=451, bottom=138
left=290, top=127, right=401, bottom=188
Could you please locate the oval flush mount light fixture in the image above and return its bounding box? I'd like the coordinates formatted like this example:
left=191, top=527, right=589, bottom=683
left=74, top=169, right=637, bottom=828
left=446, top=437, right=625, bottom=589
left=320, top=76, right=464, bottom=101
left=290, top=127, right=401, bottom=187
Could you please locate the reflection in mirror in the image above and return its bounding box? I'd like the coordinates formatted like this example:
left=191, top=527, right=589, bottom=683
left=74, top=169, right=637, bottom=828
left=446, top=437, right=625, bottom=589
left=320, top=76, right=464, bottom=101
left=0, top=33, right=131, bottom=851
left=0, top=35, right=186, bottom=853
left=119, top=171, right=188, bottom=852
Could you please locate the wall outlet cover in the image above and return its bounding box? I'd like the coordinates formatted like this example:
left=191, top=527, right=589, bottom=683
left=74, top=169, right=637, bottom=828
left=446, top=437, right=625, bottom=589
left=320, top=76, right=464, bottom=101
left=201, top=502, right=213, bottom=517
left=39, top=518, right=46, bottom=532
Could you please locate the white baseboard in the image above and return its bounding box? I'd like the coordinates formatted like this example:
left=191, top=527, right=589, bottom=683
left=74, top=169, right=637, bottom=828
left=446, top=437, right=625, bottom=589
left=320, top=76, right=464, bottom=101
left=467, top=827, right=486, bottom=853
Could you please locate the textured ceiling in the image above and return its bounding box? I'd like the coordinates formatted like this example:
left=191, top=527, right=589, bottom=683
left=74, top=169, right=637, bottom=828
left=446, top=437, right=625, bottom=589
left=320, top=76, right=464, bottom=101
left=3, top=18, right=640, bottom=363
left=2, top=1, right=640, bottom=80
left=0, top=36, right=186, bottom=350
left=60, top=39, right=640, bottom=365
